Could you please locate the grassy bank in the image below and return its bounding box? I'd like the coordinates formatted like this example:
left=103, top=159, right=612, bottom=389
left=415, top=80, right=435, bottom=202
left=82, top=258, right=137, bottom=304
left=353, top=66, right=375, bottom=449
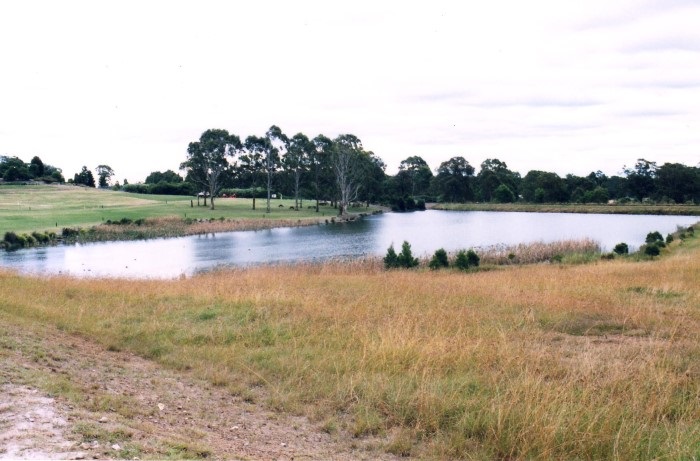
left=0, top=184, right=372, bottom=238
left=1, top=231, right=699, bottom=458
left=433, top=202, right=700, bottom=215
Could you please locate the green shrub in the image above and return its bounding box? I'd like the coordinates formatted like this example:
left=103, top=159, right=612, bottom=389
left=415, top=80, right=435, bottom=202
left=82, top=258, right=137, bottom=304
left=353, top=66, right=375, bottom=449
left=644, top=243, right=661, bottom=257
left=454, top=250, right=470, bottom=271
left=429, top=248, right=449, bottom=270
left=384, top=244, right=399, bottom=269
left=3, top=231, right=21, bottom=245
left=466, top=249, right=480, bottom=267
left=613, top=242, right=629, bottom=255
left=397, top=241, right=419, bottom=268
left=666, top=233, right=674, bottom=244
left=62, top=227, right=80, bottom=238
left=645, top=231, right=663, bottom=245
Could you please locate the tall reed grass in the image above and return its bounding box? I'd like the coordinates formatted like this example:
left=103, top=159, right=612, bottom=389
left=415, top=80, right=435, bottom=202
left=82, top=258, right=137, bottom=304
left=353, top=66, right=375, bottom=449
left=1, top=233, right=699, bottom=459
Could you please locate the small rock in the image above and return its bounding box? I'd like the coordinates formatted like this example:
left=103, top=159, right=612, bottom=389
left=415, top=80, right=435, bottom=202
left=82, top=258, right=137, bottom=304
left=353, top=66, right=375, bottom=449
left=80, top=443, right=91, bottom=450
left=281, top=442, right=287, bottom=447
left=74, top=453, right=86, bottom=460
left=99, top=416, right=108, bottom=423
left=111, top=443, right=121, bottom=450
left=157, top=403, right=165, bottom=411
left=230, top=426, right=239, bottom=431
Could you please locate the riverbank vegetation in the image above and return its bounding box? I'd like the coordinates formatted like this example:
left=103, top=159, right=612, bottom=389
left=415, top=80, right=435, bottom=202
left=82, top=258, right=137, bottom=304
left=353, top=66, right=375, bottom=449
left=1, top=225, right=698, bottom=459
left=4, top=136, right=700, bottom=219
left=0, top=184, right=373, bottom=238
left=432, top=201, right=700, bottom=215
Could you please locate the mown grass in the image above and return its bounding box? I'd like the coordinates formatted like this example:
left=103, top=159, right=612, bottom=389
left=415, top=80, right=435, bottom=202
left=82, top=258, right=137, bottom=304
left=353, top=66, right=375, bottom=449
left=1, top=231, right=699, bottom=459
left=0, top=184, right=362, bottom=235
left=434, top=202, right=700, bottom=215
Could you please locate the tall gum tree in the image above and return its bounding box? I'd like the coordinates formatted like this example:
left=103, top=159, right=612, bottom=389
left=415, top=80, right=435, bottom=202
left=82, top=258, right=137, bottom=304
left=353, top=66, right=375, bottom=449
left=181, top=129, right=241, bottom=210
left=284, top=133, right=313, bottom=210
left=332, top=134, right=364, bottom=216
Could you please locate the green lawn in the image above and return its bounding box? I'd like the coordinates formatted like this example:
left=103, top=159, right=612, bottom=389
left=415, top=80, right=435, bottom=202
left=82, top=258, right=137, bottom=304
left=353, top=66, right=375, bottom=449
left=0, top=184, right=347, bottom=235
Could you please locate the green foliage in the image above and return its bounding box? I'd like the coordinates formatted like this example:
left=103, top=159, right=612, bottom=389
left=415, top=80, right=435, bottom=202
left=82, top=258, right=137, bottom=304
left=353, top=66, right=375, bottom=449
left=493, top=184, right=516, bottom=203
left=453, top=249, right=480, bottom=270
left=613, top=242, right=629, bottom=255
left=666, top=233, right=674, bottom=244
left=466, top=249, right=480, bottom=267
left=429, top=248, right=449, bottom=270
left=644, top=243, right=661, bottom=257
left=397, top=241, right=419, bottom=268
left=384, top=244, right=399, bottom=269
left=645, top=231, right=664, bottom=244
left=453, top=250, right=469, bottom=270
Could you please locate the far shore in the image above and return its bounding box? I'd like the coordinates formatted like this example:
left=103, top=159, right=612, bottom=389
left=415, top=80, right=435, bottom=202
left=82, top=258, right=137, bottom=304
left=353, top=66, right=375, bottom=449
left=430, top=202, right=700, bottom=215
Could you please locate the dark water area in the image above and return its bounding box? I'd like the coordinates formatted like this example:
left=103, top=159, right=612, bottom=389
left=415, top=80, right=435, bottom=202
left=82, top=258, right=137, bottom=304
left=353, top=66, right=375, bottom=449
left=0, top=211, right=696, bottom=279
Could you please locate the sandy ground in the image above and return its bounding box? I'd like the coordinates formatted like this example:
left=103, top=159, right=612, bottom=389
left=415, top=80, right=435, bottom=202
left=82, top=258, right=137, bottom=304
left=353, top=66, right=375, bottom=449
left=0, top=318, right=396, bottom=460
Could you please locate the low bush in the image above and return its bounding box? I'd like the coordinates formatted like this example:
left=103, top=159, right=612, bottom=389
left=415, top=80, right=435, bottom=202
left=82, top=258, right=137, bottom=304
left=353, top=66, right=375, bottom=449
left=397, top=241, right=419, bottom=268
left=613, top=242, right=629, bottom=255
left=429, top=248, right=449, bottom=270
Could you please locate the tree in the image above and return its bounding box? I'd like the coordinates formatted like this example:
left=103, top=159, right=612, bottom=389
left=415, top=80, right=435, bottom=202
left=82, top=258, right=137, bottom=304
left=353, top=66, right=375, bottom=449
left=331, top=134, right=365, bottom=216
left=95, top=165, right=115, bottom=188
left=311, top=135, right=334, bottom=212
left=432, top=156, right=475, bottom=202
left=29, top=156, right=45, bottom=177
left=396, top=241, right=419, bottom=268
left=521, top=170, right=568, bottom=202
left=476, top=158, right=520, bottom=202
left=624, top=158, right=657, bottom=201
left=283, top=133, right=313, bottom=210
left=145, top=170, right=183, bottom=184
left=73, top=166, right=95, bottom=187
left=656, top=163, right=700, bottom=203
left=264, top=125, right=287, bottom=213
left=0, top=156, right=30, bottom=181
left=240, top=135, right=267, bottom=210
left=181, top=129, right=241, bottom=210
left=398, top=156, right=433, bottom=197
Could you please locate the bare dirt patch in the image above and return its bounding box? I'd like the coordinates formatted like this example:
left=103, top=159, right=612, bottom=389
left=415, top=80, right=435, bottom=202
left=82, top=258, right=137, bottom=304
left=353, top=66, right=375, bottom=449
left=0, top=317, right=395, bottom=460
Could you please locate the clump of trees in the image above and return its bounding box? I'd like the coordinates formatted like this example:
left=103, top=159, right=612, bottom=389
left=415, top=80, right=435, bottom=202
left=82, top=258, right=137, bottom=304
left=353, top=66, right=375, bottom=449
left=0, top=155, right=64, bottom=183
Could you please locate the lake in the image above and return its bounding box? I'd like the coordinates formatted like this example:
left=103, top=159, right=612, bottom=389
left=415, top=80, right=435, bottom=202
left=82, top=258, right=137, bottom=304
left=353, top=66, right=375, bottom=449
left=0, top=210, right=697, bottom=279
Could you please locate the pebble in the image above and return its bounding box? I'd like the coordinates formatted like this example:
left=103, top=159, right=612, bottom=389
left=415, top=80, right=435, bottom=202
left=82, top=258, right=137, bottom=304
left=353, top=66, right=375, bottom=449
left=111, top=443, right=121, bottom=450
left=99, top=416, right=108, bottom=423
left=157, top=403, right=165, bottom=411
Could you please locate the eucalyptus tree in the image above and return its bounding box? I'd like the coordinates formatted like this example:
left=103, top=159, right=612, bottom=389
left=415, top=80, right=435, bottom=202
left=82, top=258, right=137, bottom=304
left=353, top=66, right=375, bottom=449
left=181, top=129, right=241, bottom=210
left=398, top=155, right=432, bottom=197
left=284, top=132, right=314, bottom=210
left=432, top=156, right=475, bottom=202
left=311, top=134, right=333, bottom=212
left=331, top=134, right=365, bottom=216
left=240, top=135, right=267, bottom=210
left=95, top=165, right=115, bottom=188
left=264, top=125, right=287, bottom=213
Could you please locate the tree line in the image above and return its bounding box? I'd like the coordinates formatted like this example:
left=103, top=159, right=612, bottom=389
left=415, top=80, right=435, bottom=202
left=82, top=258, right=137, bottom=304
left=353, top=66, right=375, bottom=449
left=3, top=129, right=699, bottom=209
left=170, top=127, right=700, bottom=210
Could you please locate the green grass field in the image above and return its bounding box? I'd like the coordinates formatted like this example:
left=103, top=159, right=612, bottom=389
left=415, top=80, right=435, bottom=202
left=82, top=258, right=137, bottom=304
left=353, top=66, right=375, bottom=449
left=0, top=184, right=352, bottom=235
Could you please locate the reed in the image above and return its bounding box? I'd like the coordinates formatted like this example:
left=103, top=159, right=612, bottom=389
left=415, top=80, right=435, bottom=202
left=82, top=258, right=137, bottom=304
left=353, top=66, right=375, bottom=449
left=1, top=231, right=699, bottom=459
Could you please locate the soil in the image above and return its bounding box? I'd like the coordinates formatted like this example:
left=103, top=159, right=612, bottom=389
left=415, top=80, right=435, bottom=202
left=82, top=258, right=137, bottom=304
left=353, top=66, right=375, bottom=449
left=0, top=318, right=396, bottom=460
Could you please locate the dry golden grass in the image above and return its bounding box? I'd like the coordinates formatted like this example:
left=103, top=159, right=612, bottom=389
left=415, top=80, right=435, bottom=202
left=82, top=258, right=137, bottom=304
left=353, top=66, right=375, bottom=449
left=1, top=232, right=699, bottom=459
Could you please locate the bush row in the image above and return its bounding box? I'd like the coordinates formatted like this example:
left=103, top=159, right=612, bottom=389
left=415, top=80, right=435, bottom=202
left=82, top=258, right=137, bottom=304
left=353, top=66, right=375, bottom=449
left=2, top=231, right=58, bottom=250
left=384, top=241, right=480, bottom=270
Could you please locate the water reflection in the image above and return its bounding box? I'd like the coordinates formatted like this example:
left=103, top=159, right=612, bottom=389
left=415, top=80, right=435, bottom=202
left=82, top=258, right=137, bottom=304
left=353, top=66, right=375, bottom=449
left=0, top=211, right=696, bottom=279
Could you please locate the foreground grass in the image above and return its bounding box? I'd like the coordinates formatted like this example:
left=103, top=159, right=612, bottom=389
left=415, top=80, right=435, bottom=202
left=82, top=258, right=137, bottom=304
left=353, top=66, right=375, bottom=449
left=434, top=202, right=700, bottom=215
left=1, top=237, right=699, bottom=458
left=0, top=184, right=360, bottom=235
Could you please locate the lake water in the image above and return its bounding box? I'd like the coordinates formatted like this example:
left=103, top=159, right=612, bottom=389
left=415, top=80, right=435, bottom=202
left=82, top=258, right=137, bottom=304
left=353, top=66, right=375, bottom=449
left=0, top=211, right=696, bottom=279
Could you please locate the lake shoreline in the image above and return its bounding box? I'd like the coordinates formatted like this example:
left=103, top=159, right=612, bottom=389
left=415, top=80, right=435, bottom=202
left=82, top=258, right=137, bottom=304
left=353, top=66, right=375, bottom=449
left=430, top=202, right=700, bottom=215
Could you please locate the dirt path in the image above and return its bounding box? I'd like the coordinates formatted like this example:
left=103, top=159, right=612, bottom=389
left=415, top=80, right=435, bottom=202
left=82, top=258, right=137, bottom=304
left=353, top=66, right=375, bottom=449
left=0, top=318, right=395, bottom=460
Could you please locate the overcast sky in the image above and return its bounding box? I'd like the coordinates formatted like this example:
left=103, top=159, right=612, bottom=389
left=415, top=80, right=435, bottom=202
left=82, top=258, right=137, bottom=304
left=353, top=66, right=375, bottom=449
left=1, top=0, right=699, bottom=183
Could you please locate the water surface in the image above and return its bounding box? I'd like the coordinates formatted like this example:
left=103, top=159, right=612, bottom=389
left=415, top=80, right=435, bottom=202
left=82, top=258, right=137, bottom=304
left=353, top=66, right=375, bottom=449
left=0, top=211, right=696, bottom=278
